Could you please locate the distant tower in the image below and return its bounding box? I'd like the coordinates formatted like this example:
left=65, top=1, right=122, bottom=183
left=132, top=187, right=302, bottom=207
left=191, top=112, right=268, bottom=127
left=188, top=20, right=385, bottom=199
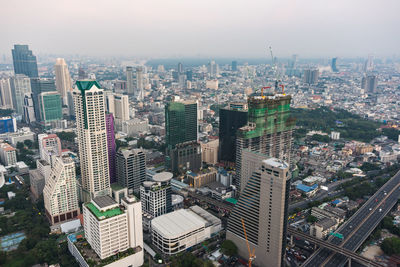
left=23, top=93, right=36, bottom=124
left=38, top=91, right=63, bottom=124
left=331, top=57, right=338, bottom=72
left=10, top=74, right=31, bottom=115
left=303, top=69, right=319, bottom=84
left=73, top=80, right=111, bottom=200
left=106, top=113, right=116, bottom=183
left=231, top=61, right=238, bottom=71
left=177, top=62, right=183, bottom=73
left=361, top=75, right=377, bottom=93
left=54, top=58, right=72, bottom=105
left=11, top=44, right=38, bottom=78
left=136, top=66, right=144, bottom=101
left=30, top=78, right=57, bottom=121
left=0, top=78, right=14, bottom=109
left=126, top=66, right=134, bottom=95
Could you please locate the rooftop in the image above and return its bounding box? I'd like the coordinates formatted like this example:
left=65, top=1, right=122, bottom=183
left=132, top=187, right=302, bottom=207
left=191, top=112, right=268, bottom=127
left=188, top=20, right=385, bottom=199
left=263, top=158, right=289, bottom=170
left=153, top=172, right=173, bottom=182
left=86, top=197, right=123, bottom=220
left=75, top=80, right=101, bottom=91
left=93, top=195, right=117, bottom=209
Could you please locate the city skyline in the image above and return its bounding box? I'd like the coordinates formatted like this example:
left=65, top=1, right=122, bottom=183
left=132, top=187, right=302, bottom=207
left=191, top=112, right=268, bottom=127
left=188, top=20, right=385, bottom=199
left=1, top=0, right=399, bottom=58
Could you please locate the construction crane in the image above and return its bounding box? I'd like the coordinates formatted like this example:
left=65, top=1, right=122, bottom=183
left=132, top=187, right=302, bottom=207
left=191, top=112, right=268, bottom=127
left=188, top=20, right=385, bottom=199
left=241, top=218, right=256, bottom=267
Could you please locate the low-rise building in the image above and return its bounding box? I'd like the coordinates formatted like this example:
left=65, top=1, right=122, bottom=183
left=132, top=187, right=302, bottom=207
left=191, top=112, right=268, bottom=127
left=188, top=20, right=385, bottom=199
left=201, top=139, right=219, bottom=165
left=0, top=142, right=17, bottom=166
left=151, top=205, right=221, bottom=255
left=310, top=217, right=338, bottom=239
left=187, top=168, right=217, bottom=188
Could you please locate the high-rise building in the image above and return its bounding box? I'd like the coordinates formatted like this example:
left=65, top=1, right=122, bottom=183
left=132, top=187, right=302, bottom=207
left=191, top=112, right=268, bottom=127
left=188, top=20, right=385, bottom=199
left=331, top=57, right=338, bottom=72
left=0, top=78, right=13, bottom=109
left=73, top=80, right=111, bottom=200
left=30, top=78, right=57, bottom=121
left=0, top=142, right=17, bottom=166
left=303, top=69, right=319, bottom=84
left=136, top=66, right=144, bottom=100
left=23, top=93, right=36, bottom=124
left=218, top=103, right=248, bottom=165
left=38, top=91, right=63, bottom=124
left=78, top=67, right=87, bottom=80
left=10, top=74, right=31, bottom=115
left=165, top=98, right=197, bottom=149
left=227, top=157, right=290, bottom=267
left=235, top=94, right=294, bottom=191
left=116, top=148, right=146, bottom=195
left=361, top=75, right=377, bottom=93
left=186, top=70, right=193, bottom=81
left=38, top=133, right=62, bottom=163
left=231, top=61, right=238, bottom=71
left=54, top=58, right=72, bottom=105
left=177, top=62, right=183, bottom=73
left=82, top=195, right=144, bottom=265
left=140, top=172, right=173, bottom=218
left=113, top=93, right=130, bottom=130
left=106, top=114, right=116, bottom=183
left=43, top=155, right=80, bottom=225
left=0, top=117, right=17, bottom=134
left=11, top=44, right=38, bottom=78
left=208, top=60, right=218, bottom=78
left=126, top=66, right=134, bottom=95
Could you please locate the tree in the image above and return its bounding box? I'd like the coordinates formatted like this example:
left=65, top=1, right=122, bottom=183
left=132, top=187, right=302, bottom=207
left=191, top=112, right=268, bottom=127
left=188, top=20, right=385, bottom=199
left=307, top=215, right=318, bottom=223
left=221, top=240, right=238, bottom=256
left=24, top=139, right=33, bottom=149
left=381, top=237, right=400, bottom=255
left=16, top=142, right=24, bottom=150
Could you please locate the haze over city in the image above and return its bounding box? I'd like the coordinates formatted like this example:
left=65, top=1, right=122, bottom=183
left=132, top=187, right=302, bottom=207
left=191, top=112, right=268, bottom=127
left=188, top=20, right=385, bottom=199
left=1, top=0, right=400, bottom=58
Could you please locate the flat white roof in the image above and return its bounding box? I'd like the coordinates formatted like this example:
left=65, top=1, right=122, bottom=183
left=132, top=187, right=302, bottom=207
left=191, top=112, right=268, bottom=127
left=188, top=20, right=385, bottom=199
left=263, top=158, right=288, bottom=169
left=151, top=209, right=206, bottom=239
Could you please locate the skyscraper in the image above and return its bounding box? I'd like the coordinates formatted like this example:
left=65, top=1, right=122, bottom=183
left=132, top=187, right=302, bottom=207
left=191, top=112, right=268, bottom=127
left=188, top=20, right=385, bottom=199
left=177, top=62, right=183, bottom=73
left=10, top=74, right=31, bottom=115
left=126, top=66, right=134, bottom=95
left=73, top=80, right=111, bottom=200
left=23, top=93, right=36, bottom=124
left=30, top=78, right=57, bottom=121
left=361, top=75, right=378, bottom=93
left=0, top=79, right=13, bottom=109
left=227, top=156, right=290, bottom=267
left=219, top=103, right=248, bottom=165
left=54, top=58, right=72, bottom=105
left=11, top=45, right=38, bottom=78
left=43, top=155, right=80, bottom=225
left=136, top=66, right=144, bottom=100
left=165, top=98, right=199, bottom=173
left=116, top=148, right=146, bottom=195
left=235, top=93, right=294, bottom=191
left=331, top=57, right=338, bottom=72
left=105, top=113, right=116, bottom=183
left=303, top=69, right=319, bottom=84
left=38, top=91, right=62, bottom=124
left=231, top=61, right=237, bottom=71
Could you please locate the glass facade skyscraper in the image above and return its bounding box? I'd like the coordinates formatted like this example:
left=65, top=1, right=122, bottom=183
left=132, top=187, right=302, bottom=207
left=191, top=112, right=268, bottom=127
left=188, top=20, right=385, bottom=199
left=30, top=78, right=57, bottom=121
left=38, top=92, right=62, bottom=123
left=11, top=45, right=39, bottom=78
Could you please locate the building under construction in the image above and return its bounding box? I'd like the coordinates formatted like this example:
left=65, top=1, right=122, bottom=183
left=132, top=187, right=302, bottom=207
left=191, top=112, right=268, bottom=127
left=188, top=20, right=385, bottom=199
left=235, top=93, right=295, bottom=191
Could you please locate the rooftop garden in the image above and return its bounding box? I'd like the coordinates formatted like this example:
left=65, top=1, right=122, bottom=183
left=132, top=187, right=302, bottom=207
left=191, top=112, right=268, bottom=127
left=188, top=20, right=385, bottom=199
left=85, top=203, right=123, bottom=220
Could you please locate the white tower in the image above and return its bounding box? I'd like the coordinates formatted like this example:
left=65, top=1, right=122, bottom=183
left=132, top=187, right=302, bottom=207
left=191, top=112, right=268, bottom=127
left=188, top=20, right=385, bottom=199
left=73, top=80, right=111, bottom=200
left=54, top=58, right=72, bottom=105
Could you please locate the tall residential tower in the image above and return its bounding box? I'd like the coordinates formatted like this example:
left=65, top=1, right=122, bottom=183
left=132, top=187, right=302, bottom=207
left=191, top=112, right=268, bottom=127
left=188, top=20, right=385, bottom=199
left=54, top=58, right=72, bottom=105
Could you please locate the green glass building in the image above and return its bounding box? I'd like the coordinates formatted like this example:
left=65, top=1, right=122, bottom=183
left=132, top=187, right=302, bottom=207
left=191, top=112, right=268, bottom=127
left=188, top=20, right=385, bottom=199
left=165, top=100, right=197, bottom=149
left=38, top=92, right=62, bottom=124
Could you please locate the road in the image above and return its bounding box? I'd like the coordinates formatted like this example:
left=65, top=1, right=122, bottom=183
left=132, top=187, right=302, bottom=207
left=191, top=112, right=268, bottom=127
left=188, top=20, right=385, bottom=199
left=303, top=170, right=400, bottom=267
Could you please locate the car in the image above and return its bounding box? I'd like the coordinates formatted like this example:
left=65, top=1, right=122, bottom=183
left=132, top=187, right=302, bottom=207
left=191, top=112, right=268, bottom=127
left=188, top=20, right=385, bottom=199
left=349, top=225, right=352, bottom=228
left=369, top=208, right=372, bottom=211
left=384, top=192, right=387, bottom=195
left=379, top=208, right=382, bottom=212
left=287, top=257, right=291, bottom=262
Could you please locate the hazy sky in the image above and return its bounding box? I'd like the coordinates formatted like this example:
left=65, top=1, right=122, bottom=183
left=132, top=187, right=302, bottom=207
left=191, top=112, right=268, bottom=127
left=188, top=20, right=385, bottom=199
left=1, top=0, right=399, bottom=58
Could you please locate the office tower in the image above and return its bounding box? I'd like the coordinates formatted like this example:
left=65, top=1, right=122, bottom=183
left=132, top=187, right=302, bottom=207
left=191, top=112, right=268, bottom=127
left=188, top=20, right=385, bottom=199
left=106, top=114, right=116, bottom=183
left=361, top=75, right=377, bottom=93
left=10, top=74, right=31, bottom=115
left=38, top=133, right=62, bottom=163
left=116, top=148, right=146, bottom=195
left=136, top=66, right=144, bottom=100
left=219, top=103, right=248, bottom=165
left=43, top=155, right=80, bottom=225
left=232, top=61, right=238, bottom=71
left=73, top=80, right=111, bottom=200
left=140, top=172, right=173, bottom=218
left=331, top=57, right=338, bottom=72
left=30, top=78, right=57, bottom=121
left=0, top=142, right=17, bottom=166
left=82, top=195, right=144, bottom=265
left=54, top=58, right=72, bottom=105
left=0, top=117, right=17, bottom=134
left=186, top=70, right=193, bottom=81
left=0, top=78, right=13, bottom=109
left=78, top=67, right=86, bottom=79
left=38, top=92, right=62, bottom=124
left=11, top=44, right=38, bottom=78
left=227, top=157, right=290, bottom=267
left=126, top=66, right=134, bottom=95
left=169, top=141, right=202, bottom=173
left=67, top=91, right=75, bottom=118
left=23, top=93, right=36, bottom=124
left=208, top=60, right=218, bottom=78
left=114, top=94, right=129, bottom=120
left=177, top=62, right=183, bottom=73
left=303, top=69, right=319, bottom=84
left=235, top=94, right=294, bottom=191
left=105, top=92, right=115, bottom=114
left=165, top=98, right=197, bottom=148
